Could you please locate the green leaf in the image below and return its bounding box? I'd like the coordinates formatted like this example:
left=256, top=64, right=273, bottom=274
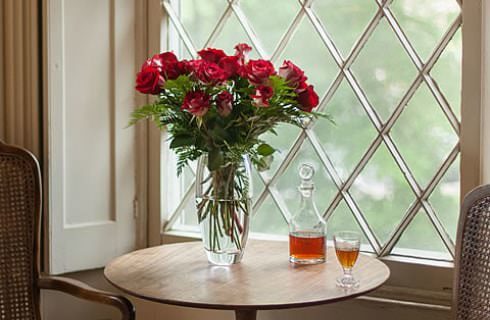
left=256, top=155, right=274, bottom=172
left=169, top=135, right=194, bottom=149
left=212, top=126, right=229, bottom=141
left=164, top=75, right=192, bottom=92
left=269, top=75, right=289, bottom=91
left=257, top=143, right=275, bottom=156
left=268, top=127, right=278, bottom=135
left=207, top=149, right=224, bottom=171
left=310, top=111, right=335, bottom=124
left=127, top=104, right=160, bottom=127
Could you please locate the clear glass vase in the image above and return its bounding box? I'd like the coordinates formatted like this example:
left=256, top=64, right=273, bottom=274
left=195, top=154, right=252, bottom=265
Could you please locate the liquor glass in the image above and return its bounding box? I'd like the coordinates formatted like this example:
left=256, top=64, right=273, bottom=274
left=333, top=231, right=361, bottom=288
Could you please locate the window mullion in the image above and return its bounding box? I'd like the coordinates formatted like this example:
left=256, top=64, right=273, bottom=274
left=424, top=75, right=460, bottom=134
left=252, top=131, right=306, bottom=214
left=270, top=4, right=306, bottom=62
left=306, top=130, right=382, bottom=253
left=227, top=0, right=268, bottom=59
left=381, top=3, right=461, bottom=136
left=381, top=144, right=460, bottom=255
left=161, top=0, right=197, bottom=57
left=342, top=0, right=386, bottom=68
left=381, top=5, right=423, bottom=70
left=202, top=1, right=234, bottom=49
left=421, top=201, right=456, bottom=257
left=163, top=179, right=196, bottom=231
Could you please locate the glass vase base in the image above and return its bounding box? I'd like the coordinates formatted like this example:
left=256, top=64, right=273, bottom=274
left=206, top=250, right=244, bottom=265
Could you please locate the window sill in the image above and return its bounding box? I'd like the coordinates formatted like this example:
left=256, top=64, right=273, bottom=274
left=161, top=230, right=453, bottom=267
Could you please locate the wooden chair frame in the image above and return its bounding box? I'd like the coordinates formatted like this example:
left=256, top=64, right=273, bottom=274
left=0, top=140, right=135, bottom=320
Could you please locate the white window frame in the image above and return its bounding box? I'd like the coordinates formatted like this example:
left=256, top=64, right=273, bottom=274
left=141, top=0, right=488, bottom=309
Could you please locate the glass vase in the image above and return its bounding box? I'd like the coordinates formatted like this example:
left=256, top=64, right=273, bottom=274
left=195, top=154, right=252, bottom=265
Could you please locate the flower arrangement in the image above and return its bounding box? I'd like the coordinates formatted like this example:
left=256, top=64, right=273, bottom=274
left=131, top=43, right=324, bottom=173
left=131, top=43, right=327, bottom=263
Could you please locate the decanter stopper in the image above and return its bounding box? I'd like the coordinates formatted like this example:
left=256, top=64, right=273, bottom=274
left=299, top=163, right=315, bottom=191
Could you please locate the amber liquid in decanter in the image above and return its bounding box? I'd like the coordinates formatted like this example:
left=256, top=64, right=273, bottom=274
left=289, top=231, right=326, bottom=261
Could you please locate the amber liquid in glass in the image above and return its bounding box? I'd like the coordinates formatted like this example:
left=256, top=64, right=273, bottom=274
left=335, top=248, right=360, bottom=269
left=289, top=231, right=326, bottom=264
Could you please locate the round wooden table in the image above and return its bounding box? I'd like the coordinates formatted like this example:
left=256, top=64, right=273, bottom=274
left=104, top=240, right=390, bottom=320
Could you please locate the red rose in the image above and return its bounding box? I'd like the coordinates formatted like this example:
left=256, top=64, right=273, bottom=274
left=193, top=60, right=226, bottom=84
left=181, top=91, right=211, bottom=117
left=198, top=48, right=227, bottom=64
left=218, top=56, right=240, bottom=78
left=245, top=59, right=276, bottom=85
left=296, top=85, right=319, bottom=112
left=156, top=52, right=186, bottom=80
left=145, top=52, right=177, bottom=69
left=135, top=65, right=164, bottom=95
left=278, top=60, right=307, bottom=88
left=144, top=52, right=186, bottom=80
left=157, top=52, right=178, bottom=65
left=144, top=55, right=162, bottom=69
left=165, top=60, right=192, bottom=80
left=234, top=43, right=252, bottom=62
left=297, top=80, right=307, bottom=90
left=216, top=91, right=233, bottom=117
left=251, top=85, right=274, bottom=107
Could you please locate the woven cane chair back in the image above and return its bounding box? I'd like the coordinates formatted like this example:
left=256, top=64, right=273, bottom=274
left=0, top=141, right=42, bottom=320
left=454, top=185, right=490, bottom=320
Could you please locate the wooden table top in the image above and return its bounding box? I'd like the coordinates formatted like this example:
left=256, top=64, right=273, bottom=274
left=104, top=240, right=390, bottom=311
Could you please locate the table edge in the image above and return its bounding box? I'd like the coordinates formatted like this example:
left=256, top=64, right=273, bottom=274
left=104, top=258, right=390, bottom=311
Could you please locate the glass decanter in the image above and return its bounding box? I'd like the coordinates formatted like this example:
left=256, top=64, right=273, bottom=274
left=288, top=164, right=327, bottom=264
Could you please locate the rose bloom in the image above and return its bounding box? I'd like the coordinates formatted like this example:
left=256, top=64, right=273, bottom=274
left=156, top=52, right=178, bottom=65
left=234, top=43, right=252, bottom=62
left=251, top=85, right=274, bottom=107
left=245, top=59, right=276, bottom=85
left=144, top=52, right=189, bottom=80
left=278, top=60, right=307, bottom=88
left=181, top=91, right=211, bottom=117
left=143, top=55, right=162, bottom=69
left=198, top=48, right=227, bottom=64
left=296, top=84, right=319, bottom=112
left=144, top=52, right=177, bottom=70
left=193, top=60, right=226, bottom=84
left=216, top=91, right=233, bottom=117
left=218, top=55, right=241, bottom=79
left=165, top=60, right=192, bottom=80
left=135, top=64, right=164, bottom=95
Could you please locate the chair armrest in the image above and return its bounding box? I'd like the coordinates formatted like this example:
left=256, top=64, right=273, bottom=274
left=37, top=275, right=135, bottom=320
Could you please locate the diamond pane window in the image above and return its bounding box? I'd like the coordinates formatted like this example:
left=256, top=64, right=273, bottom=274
left=161, top=0, right=462, bottom=261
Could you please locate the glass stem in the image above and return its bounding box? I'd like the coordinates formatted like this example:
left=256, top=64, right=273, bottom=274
left=343, top=268, right=353, bottom=278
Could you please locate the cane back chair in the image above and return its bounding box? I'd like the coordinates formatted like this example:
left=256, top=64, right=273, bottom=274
left=0, top=140, right=134, bottom=320
left=453, top=184, right=490, bottom=319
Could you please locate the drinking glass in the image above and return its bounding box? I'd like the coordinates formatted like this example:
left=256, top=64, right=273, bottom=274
left=333, top=231, right=361, bottom=288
